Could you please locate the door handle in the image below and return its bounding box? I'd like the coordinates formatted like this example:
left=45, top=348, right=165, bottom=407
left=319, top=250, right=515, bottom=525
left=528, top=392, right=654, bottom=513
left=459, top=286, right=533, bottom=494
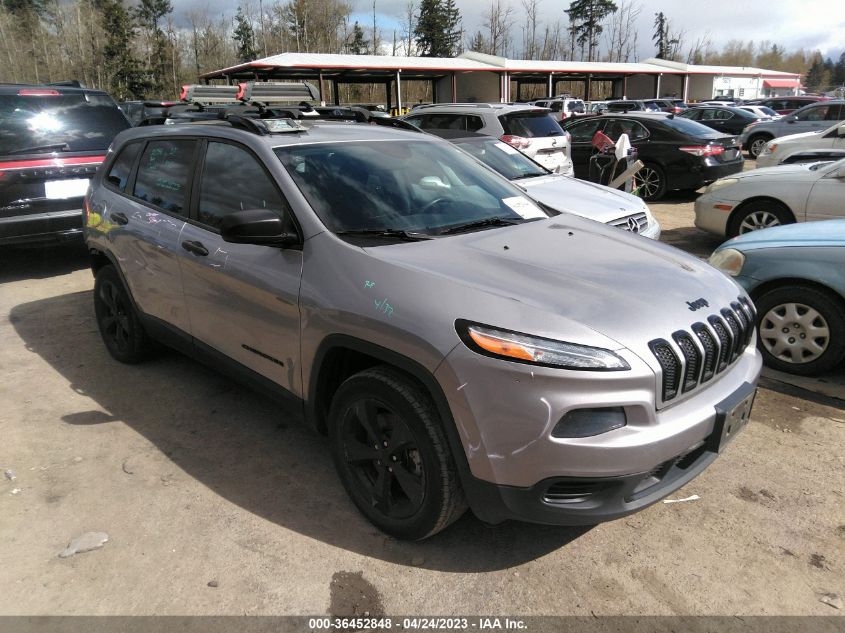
left=181, top=240, right=209, bottom=257
left=111, top=212, right=129, bottom=225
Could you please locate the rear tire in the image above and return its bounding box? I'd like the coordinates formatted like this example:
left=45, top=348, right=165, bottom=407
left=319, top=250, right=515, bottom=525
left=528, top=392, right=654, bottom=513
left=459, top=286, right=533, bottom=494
left=728, top=200, right=793, bottom=237
left=754, top=285, right=845, bottom=376
left=328, top=366, right=467, bottom=540
left=93, top=265, right=154, bottom=364
left=633, top=163, right=666, bottom=201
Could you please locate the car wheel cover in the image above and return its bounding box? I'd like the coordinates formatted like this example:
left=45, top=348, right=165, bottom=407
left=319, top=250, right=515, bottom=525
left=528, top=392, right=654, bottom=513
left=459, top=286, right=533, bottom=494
left=634, top=167, right=660, bottom=198
left=739, top=210, right=781, bottom=233
left=340, top=397, right=425, bottom=519
left=750, top=138, right=768, bottom=156
left=760, top=302, right=830, bottom=364
left=98, top=279, right=132, bottom=353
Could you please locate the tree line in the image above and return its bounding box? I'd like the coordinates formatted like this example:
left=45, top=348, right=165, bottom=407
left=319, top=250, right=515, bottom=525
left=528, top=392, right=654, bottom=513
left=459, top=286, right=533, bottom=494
left=0, top=0, right=842, bottom=101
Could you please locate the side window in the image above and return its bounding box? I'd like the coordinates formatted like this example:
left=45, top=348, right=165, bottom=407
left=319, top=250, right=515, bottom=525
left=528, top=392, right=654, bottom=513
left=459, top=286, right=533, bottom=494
left=699, top=109, right=717, bottom=120
left=132, top=140, right=196, bottom=215
left=684, top=109, right=702, bottom=121
left=404, top=115, right=424, bottom=128
left=715, top=109, right=734, bottom=120
left=796, top=105, right=828, bottom=121
left=567, top=118, right=605, bottom=142
left=466, top=115, right=484, bottom=131
left=424, top=113, right=464, bottom=129
left=825, top=105, right=845, bottom=120
left=197, top=141, right=291, bottom=230
left=106, top=142, right=142, bottom=191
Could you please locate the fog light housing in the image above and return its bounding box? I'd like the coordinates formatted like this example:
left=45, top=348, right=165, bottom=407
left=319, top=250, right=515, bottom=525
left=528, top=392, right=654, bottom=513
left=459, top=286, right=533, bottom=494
left=552, top=407, right=627, bottom=438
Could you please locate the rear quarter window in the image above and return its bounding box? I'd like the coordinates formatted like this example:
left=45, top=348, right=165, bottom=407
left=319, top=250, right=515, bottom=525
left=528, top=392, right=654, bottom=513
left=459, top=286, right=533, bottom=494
left=105, top=142, right=142, bottom=191
left=660, top=116, right=725, bottom=139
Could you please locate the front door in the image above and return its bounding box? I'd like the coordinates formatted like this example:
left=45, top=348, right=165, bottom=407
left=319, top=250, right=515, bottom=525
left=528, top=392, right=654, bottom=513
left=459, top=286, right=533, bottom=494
left=804, top=165, right=845, bottom=222
left=177, top=140, right=304, bottom=394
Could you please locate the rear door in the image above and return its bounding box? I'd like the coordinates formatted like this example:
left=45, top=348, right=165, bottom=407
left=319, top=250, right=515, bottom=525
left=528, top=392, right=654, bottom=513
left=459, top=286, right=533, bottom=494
left=0, top=89, right=130, bottom=243
left=563, top=117, right=607, bottom=178
left=177, top=139, right=303, bottom=392
left=99, top=138, right=195, bottom=332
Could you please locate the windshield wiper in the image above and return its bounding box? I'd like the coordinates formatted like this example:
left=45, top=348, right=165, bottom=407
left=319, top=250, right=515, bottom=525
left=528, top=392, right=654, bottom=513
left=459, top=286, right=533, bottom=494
left=335, top=228, right=433, bottom=241
left=436, top=217, right=523, bottom=235
left=7, top=143, right=71, bottom=155
left=511, top=173, right=546, bottom=180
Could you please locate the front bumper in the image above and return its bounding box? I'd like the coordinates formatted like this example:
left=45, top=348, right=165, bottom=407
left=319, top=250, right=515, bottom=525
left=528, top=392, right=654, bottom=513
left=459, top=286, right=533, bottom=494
left=473, top=381, right=756, bottom=525
left=0, top=208, right=83, bottom=246
left=694, top=193, right=737, bottom=236
left=435, top=339, right=761, bottom=525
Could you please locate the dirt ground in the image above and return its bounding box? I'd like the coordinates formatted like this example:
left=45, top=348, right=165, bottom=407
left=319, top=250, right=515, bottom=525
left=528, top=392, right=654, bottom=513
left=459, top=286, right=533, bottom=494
left=1, top=189, right=844, bottom=617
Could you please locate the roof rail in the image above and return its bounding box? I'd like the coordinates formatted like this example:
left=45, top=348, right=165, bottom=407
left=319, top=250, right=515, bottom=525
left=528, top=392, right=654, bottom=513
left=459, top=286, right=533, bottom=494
left=413, top=102, right=493, bottom=109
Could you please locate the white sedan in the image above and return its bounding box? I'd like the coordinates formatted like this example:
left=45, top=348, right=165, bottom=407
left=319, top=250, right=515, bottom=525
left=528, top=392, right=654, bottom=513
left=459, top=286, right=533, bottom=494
left=756, top=121, right=845, bottom=167
left=695, top=158, right=845, bottom=237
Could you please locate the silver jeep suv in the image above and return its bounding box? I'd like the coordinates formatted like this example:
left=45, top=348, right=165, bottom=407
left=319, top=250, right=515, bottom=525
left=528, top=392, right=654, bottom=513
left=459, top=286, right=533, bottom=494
left=85, top=117, right=761, bottom=540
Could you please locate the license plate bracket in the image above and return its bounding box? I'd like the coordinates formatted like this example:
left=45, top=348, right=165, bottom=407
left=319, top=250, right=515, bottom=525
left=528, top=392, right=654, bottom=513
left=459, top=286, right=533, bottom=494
left=707, top=382, right=756, bottom=453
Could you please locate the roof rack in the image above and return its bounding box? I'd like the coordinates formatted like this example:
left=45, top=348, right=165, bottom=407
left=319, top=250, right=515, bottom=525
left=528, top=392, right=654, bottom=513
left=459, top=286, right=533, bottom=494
left=413, top=103, right=494, bottom=110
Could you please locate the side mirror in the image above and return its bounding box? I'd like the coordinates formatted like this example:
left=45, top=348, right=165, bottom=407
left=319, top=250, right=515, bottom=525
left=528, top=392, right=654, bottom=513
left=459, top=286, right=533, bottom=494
left=837, top=165, right=845, bottom=179
left=220, top=209, right=299, bottom=247
left=838, top=124, right=845, bottom=137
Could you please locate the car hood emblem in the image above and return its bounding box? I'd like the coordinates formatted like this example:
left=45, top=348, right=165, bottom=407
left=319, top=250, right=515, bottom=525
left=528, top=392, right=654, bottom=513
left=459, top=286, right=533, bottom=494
left=686, top=298, right=709, bottom=311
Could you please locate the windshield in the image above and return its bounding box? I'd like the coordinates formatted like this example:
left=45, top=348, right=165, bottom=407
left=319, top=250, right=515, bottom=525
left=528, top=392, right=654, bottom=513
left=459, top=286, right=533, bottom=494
left=499, top=112, right=564, bottom=137
left=0, top=93, right=130, bottom=155
left=758, top=106, right=778, bottom=116
left=456, top=138, right=549, bottom=181
left=660, top=116, right=725, bottom=139
left=567, top=100, right=585, bottom=112
left=274, top=139, right=549, bottom=235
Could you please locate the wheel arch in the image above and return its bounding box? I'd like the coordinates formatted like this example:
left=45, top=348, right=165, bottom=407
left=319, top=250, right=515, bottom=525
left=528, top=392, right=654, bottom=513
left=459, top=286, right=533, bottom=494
left=728, top=197, right=796, bottom=234
left=306, top=334, right=508, bottom=523
left=88, top=247, right=141, bottom=313
left=749, top=276, right=845, bottom=308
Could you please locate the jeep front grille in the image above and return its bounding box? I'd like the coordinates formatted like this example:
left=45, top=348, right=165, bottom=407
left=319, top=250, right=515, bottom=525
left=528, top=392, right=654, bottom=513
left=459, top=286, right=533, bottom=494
left=649, top=297, right=755, bottom=406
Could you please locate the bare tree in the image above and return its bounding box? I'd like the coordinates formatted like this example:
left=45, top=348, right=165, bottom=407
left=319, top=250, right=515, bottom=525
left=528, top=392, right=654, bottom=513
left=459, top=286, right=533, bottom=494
left=519, top=0, right=539, bottom=60
left=602, top=0, right=640, bottom=63
left=483, top=0, right=514, bottom=57
left=401, top=0, right=415, bottom=55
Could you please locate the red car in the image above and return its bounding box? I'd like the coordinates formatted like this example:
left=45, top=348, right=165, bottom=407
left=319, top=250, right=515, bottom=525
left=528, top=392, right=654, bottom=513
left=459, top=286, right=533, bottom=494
left=753, top=96, right=830, bottom=115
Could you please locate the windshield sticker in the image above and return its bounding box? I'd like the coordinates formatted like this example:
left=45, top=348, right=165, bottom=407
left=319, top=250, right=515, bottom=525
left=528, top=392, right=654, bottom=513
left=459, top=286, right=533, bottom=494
left=494, top=142, right=519, bottom=155
left=502, top=196, right=546, bottom=219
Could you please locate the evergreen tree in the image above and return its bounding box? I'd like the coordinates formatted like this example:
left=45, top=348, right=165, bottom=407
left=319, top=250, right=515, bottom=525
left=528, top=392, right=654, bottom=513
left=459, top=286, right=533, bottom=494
left=414, top=0, right=462, bottom=57
left=134, top=0, right=173, bottom=96
left=835, top=52, right=845, bottom=86
left=653, top=11, right=667, bottom=58
left=96, top=0, right=149, bottom=98
left=565, top=0, right=617, bottom=62
left=348, top=21, right=369, bottom=54
left=233, top=6, right=257, bottom=62
left=2, top=0, right=45, bottom=16
left=805, top=52, right=831, bottom=92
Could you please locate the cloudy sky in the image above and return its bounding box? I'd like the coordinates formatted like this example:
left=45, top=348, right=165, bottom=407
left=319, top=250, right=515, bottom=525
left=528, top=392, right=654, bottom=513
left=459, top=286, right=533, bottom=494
left=178, top=0, right=845, bottom=62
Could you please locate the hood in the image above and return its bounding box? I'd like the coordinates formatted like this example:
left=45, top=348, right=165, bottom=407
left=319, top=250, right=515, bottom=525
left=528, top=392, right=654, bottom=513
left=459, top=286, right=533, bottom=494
left=367, top=216, right=745, bottom=361
left=772, top=130, right=823, bottom=146
left=721, top=218, right=845, bottom=251
left=729, top=161, right=822, bottom=180
left=518, top=175, right=645, bottom=223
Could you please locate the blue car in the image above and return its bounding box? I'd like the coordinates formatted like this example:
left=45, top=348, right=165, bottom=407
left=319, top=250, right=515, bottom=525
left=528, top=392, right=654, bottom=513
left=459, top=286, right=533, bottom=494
left=709, top=219, right=845, bottom=375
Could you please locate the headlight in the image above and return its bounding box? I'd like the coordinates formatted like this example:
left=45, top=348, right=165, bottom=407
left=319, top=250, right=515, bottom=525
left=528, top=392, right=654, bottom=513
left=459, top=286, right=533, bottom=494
left=704, top=178, right=739, bottom=194
left=457, top=321, right=630, bottom=370
left=708, top=248, right=746, bottom=276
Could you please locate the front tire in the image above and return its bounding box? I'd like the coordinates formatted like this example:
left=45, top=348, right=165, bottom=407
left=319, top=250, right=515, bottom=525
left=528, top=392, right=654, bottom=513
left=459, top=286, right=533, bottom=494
left=747, top=134, right=772, bottom=158
left=328, top=366, right=467, bottom=540
left=755, top=285, right=845, bottom=376
left=729, top=200, right=793, bottom=237
left=93, top=265, right=154, bottom=364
